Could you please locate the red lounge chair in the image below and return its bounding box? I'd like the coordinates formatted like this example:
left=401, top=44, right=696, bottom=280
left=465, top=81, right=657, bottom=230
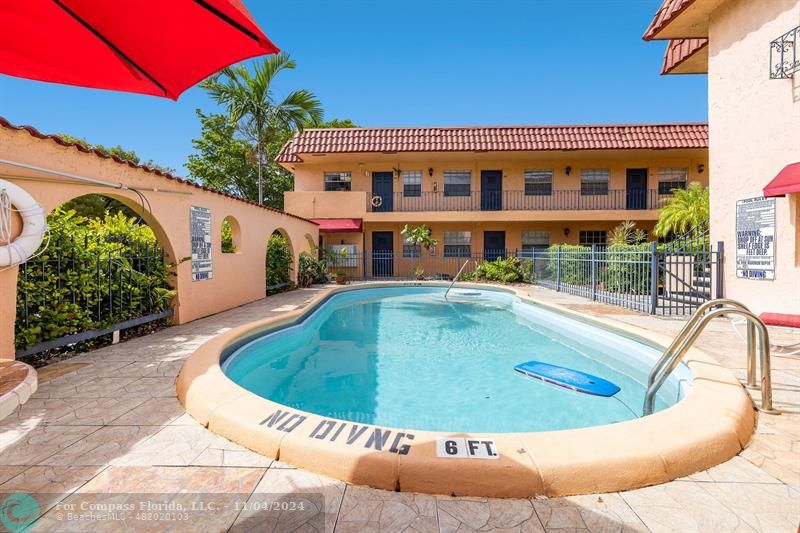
left=759, top=313, right=800, bottom=329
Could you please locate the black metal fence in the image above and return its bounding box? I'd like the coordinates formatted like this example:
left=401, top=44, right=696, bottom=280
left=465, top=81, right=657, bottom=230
left=15, top=233, right=172, bottom=357
left=331, top=240, right=723, bottom=316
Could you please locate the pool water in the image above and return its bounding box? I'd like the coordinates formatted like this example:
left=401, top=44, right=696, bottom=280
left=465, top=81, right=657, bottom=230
left=223, top=287, right=690, bottom=433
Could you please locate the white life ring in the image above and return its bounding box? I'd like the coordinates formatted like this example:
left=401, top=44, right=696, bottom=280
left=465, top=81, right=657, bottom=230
left=0, top=179, right=47, bottom=267
left=370, top=195, right=383, bottom=208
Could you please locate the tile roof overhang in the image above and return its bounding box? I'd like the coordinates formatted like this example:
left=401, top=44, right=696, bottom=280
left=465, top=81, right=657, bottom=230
left=276, top=123, right=709, bottom=164
left=643, top=0, right=727, bottom=41
left=0, top=116, right=315, bottom=224
left=662, top=38, right=709, bottom=74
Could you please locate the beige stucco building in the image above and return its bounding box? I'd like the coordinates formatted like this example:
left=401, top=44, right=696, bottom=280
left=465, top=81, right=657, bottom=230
left=279, top=124, right=709, bottom=279
left=645, top=0, right=800, bottom=315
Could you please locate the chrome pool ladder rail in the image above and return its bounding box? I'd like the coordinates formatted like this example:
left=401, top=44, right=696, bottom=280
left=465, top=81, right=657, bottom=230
left=643, top=298, right=779, bottom=416
left=444, top=259, right=473, bottom=300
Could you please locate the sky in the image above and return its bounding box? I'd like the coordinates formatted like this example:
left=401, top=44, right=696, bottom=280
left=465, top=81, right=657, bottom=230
left=0, top=0, right=707, bottom=175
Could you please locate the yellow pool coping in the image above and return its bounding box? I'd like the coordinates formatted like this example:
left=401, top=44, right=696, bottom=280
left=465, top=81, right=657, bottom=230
left=176, top=283, right=756, bottom=498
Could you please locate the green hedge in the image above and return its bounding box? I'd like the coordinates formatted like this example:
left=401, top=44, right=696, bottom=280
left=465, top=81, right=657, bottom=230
left=15, top=208, right=174, bottom=350
left=545, top=244, right=591, bottom=285
left=473, top=256, right=526, bottom=283
left=266, top=233, right=292, bottom=291
left=602, top=243, right=652, bottom=294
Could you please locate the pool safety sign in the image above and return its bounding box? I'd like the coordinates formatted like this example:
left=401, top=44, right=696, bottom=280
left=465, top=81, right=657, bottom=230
left=436, top=437, right=499, bottom=459
left=190, top=206, right=213, bottom=281
left=736, top=197, right=776, bottom=280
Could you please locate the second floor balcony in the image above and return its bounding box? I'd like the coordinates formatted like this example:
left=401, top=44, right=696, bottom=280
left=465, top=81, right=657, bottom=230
left=366, top=189, right=670, bottom=213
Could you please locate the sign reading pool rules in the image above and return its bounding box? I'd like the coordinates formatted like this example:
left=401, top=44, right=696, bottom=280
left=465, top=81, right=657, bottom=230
left=436, top=437, right=500, bottom=460
left=190, top=206, right=213, bottom=281
left=735, top=197, right=776, bottom=280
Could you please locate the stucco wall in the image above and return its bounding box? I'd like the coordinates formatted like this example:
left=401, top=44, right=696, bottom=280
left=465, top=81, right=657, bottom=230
left=708, top=0, right=800, bottom=314
left=0, top=126, right=318, bottom=358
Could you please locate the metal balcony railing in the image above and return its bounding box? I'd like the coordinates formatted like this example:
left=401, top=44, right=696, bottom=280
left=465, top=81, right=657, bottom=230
left=366, top=189, right=669, bottom=212
left=770, top=25, right=799, bottom=79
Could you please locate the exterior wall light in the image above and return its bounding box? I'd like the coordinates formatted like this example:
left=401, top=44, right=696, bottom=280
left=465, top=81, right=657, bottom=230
left=563, top=227, right=570, bottom=237
left=698, top=164, right=705, bottom=173
left=565, top=166, right=572, bottom=175
left=428, top=167, right=434, bottom=177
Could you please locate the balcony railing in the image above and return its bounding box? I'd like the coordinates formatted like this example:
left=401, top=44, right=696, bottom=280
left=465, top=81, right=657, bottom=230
left=366, top=189, right=669, bottom=212
left=770, top=25, right=799, bottom=79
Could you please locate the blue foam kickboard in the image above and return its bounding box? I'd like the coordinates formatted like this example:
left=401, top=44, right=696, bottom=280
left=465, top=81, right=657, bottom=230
left=514, top=361, right=621, bottom=397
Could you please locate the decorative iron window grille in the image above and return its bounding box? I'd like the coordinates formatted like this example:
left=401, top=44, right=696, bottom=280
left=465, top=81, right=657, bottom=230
left=770, top=26, right=799, bottom=79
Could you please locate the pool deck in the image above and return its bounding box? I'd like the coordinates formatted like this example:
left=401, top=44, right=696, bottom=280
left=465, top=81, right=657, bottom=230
left=1, top=284, right=798, bottom=532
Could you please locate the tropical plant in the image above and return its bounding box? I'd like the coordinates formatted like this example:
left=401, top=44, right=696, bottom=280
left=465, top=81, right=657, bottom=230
left=401, top=224, right=438, bottom=252
left=609, top=220, right=648, bottom=246
left=654, top=182, right=710, bottom=237
left=58, top=134, right=175, bottom=174
left=298, top=252, right=328, bottom=287
left=201, top=53, right=324, bottom=205
left=474, top=256, right=526, bottom=283
left=221, top=218, right=235, bottom=253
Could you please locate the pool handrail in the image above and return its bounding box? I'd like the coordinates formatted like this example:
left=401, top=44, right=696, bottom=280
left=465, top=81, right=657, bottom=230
left=444, top=259, right=473, bottom=300
left=643, top=299, right=778, bottom=416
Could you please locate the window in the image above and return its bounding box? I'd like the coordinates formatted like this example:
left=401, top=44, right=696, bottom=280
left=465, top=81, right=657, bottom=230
left=443, top=231, right=471, bottom=257
left=521, top=231, right=550, bottom=254
left=402, top=237, right=421, bottom=258
left=579, top=230, right=607, bottom=246
left=524, top=169, right=553, bottom=196
left=657, top=167, right=688, bottom=194
left=324, top=171, right=352, bottom=191
left=444, top=170, right=471, bottom=197
left=402, top=170, right=422, bottom=197
left=581, top=169, right=609, bottom=196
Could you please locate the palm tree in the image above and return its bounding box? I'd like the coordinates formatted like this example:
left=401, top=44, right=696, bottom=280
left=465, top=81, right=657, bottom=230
left=654, top=182, right=710, bottom=237
left=201, top=53, right=323, bottom=204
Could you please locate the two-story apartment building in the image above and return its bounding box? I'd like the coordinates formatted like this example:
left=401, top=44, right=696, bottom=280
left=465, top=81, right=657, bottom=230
left=279, top=124, right=708, bottom=278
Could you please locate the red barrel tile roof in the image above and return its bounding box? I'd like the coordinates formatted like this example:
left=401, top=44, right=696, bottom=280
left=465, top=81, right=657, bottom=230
left=643, top=0, right=697, bottom=40
left=277, top=123, right=709, bottom=163
left=0, top=116, right=315, bottom=224
left=662, top=38, right=708, bottom=74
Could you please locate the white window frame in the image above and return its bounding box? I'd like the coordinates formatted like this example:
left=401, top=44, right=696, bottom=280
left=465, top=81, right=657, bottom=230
left=402, top=170, right=422, bottom=197
left=580, top=169, right=609, bottom=196
left=324, top=171, right=352, bottom=192
left=657, top=167, right=688, bottom=195
left=443, top=170, right=472, bottom=197
left=443, top=231, right=472, bottom=257
left=524, top=169, right=553, bottom=196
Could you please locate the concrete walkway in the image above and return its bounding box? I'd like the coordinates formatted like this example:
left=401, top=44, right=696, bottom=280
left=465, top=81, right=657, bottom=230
left=0, top=285, right=798, bottom=532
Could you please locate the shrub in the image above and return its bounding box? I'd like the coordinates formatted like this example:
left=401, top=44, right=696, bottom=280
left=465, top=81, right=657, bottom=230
left=602, top=242, right=653, bottom=294
left=297, top=252, right=328, bottom=287
left=545, top=244, right=591, bottom=285
left=474, top=256, right=525, bottom=283
left=266, top=233, right=292, bottom=291
left=15, top=208, right=174, bottom=350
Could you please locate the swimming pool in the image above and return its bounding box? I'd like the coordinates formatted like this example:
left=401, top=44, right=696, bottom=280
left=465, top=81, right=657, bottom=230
left=222, top=286, right=691, bottom=433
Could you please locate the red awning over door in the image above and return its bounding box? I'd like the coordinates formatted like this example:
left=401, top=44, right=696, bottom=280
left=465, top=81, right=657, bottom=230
left=764, top=162, right=800, bottom=197
left=311, top=218, right=363, bottom=233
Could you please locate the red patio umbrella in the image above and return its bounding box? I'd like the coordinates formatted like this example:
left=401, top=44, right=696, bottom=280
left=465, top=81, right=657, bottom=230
left=0, top=0, right=278, bottom=100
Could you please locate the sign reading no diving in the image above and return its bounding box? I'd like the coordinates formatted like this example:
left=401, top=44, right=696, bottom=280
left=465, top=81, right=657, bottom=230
left=736, top=197, right=776, bottom=280
left=436, top=437, right=500, bottom=459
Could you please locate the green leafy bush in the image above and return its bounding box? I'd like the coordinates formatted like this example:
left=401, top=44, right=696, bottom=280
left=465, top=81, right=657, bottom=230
left=221, top=218, right=235, bottom=253
left=297, top=252, right=328, bottom=287
left=15, top=208, right=174, bottom=350
left=266, top=233, right=293, bottom=291
left=602, top=242, right=653, bottom=294
left=474, top=256, right=526, bottom=283
left=545, top=244, right=591, bottom=285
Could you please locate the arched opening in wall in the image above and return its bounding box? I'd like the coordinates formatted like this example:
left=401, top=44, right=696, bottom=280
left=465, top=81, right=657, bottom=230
left=221, top=216, right=241, bottom=253
left=13, top=193, right=175, bottom=364
left=266, top=228, right=294, bottom=295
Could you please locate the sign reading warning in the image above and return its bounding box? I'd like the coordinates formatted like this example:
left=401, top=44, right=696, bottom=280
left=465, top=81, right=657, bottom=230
left=736, top=197, right=776, bottom=280
left=190, top=206, right=213, bottom=281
